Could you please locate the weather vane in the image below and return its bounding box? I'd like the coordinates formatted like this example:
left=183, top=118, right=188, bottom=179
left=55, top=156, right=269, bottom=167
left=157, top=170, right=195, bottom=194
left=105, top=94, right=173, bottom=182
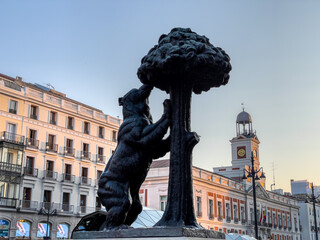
left=241, top=102, right=245, bottom=111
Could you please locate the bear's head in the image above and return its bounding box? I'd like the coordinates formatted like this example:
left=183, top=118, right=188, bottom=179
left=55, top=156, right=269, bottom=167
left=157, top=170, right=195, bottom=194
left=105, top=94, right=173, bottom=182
left=119, top=84, right=153, bottom=121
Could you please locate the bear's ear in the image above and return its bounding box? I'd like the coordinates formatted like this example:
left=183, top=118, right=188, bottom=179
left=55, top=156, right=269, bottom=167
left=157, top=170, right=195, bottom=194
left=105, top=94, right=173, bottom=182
left=118, top=97, right=123, bottom=106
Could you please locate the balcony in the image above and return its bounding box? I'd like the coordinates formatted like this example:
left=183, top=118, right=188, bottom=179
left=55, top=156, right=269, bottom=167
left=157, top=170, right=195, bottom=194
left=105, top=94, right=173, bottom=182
left=50, top=119, right=56, bottom=125
left=268, top=223, right=273, bottom=228
left=21, top=200, right=38, bottom=210
left=80, top=177, right=92, bottom=185
left=0, top=197, right=17, bottom=208
left=226, top=216, right=231, bottom=223
left=26, top=138, right=39, bottom=149
left=9, top=108, right=17, bottom=114
left=46, top=142, right=58, bottom=153
left=23, top=167, right=38, bottom=177
left=218, top=215, right=223, bottom=222
left=0, top=162, right=22, bottom=175
left=30, top=114, right=37, bottom=120
left=234, top=218, right=239, bottom=224
left=81, top=151, right=91, bottom=161
left=241, top=219, right=246, bottom=225
left=96, top=155, right=106, bottom=164
left=43, top=170, right=57, bottom=180
left=41, top=202, right=53, bottom=211
left=77, top=206, right=95, bottom=215
left=64, top=147, right=75, bottom=157
left=58, top=204, right=74, bottom=214
left=62, top=173, right=75, bottom=183
left=196, top=211, right=202, bottom=218
left=208, top=213, right=214, bottom=220
left=0, top=131, right=25, bottom=145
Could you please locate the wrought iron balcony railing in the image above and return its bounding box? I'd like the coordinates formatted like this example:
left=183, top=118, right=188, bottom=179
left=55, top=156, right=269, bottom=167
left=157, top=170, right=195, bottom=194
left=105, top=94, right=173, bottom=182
left=58, top=204, right=74, bottom=213
left=0, top=197, right=17, bottom=208
left=81, top=151, right=91, bottom=161
left=64, top=147, right=75, bottom=157
left=30, top=114, right=37, bottom=120
left=241, top=219, right=246, bottom=225
left=62, top=173, right=75, bottom=183
left=96, top=155, right=106, bottom=164
left=46, top=142, right=58, bottom=153
left=21, top=200, right=38, bottom=210
left=43, top=170, right=57, bottom=180
left=9, top=108, right=17, bottom=114
left=226, top=216, right=231, bottom=223
left=0, top=131, right=25, bottom=145
left=26, top=138, right=39, bottom=149
left=50, top=120, right=56, bottom=125
left=208, top=213, right=214, bottom=220
left=80, top=177, right=92, bottom=185
left=23, top=167, right=38, bottom=177
left=234, top=218, right=239, bottom=224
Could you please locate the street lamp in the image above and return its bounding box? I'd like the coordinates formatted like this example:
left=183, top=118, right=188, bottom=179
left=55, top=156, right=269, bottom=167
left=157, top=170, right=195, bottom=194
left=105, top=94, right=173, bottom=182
left=38, top=205, right=57, bottom=240
left=242, top=151, right=265, bottom=239
left=305, top=183, right=319, bottom=240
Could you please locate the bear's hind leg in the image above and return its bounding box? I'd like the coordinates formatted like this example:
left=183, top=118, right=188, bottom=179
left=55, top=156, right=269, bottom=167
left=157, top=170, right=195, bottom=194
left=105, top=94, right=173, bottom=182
left=124, top=189, right=143, bottom=226
left=99, top=180, right=131, bottom=229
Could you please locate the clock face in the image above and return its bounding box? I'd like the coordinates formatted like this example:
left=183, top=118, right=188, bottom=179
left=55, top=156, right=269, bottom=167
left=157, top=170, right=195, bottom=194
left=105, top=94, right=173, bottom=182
left=237, top=147, right=246, bottom=158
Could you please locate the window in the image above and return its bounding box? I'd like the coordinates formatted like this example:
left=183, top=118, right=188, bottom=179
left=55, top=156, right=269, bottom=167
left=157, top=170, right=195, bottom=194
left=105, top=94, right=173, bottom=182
left=50, top=111, right=57, bottom=125
left=62, top=192, right=70, bottom=212
left=196, top=196, right=202, bottom=217
left=64, top=164, right=72, bottom=181
left=27, top=129, right=37, bottom=148
left=46, top=134, right=57, bottom=152
left=273, top=213, right=276, bottom=225
left=241, top=206, right=245, bottom=222
left=112, top=130, right=117, bottom=142
left=98, top=126, right=104, bottom=138
left=82, top=143, right=90, bottom=159
left=43, top=190, right=52, bottom=209
left=208, top=199, right=214, bottom=219
left=67, top=116, right=74, bottom=130
left=96, top=197, right=102, bottom=210
left=250, top=208, right=254, bottom=221
left=81, top=167, right=88, bottom=184
left=233, top=204, right=238, bottom=221
left=22, top=187, right=32, bottom=208
left=30, top=105, right=38, bottom=119
left=8, top=100, right=17, bottom=114
left=46, top=160, right=54, bottom=179
left=160, top=196, right=167, bottom=211
left=97, top=170, right=103, bottom=179
left=65, top=139, right=74, bottom=156
left=226, top=203, right=230, bottom=221
left=268, top=212, right=271, bottom=224
left=218, top=202, right=222, bottom=220
left=80, top=195, right=87, bottom=213
left=84, top=122, right=90, bottom=134
left=25, top=156, right=35, bottom=176
left=97, top=147, right=104, bottom=162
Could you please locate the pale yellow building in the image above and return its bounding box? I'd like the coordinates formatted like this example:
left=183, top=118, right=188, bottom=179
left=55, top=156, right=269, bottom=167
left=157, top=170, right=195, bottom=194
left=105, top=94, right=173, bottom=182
left=0, top=73, right=120, bottom=239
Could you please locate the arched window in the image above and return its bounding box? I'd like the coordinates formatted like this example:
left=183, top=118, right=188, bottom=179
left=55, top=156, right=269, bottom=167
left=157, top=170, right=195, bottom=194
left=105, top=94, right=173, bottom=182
left=0, top=219, right=10, bottom=238
left=37, top=222, right=51, bottom=238
left=57, top=223, right=70, bottom=239
left=16, top=220, right=31, bottom=239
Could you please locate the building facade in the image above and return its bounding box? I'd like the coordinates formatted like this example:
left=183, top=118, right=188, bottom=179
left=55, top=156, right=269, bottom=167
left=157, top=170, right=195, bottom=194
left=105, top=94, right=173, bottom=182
left=141, top=110, right=300, bottom=240
left=0, top=73, right=120, bottom=239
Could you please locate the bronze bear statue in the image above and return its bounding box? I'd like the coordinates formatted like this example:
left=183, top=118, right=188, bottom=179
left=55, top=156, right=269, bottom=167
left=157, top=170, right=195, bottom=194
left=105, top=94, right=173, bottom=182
left=98, top=84, right=171, bottom=229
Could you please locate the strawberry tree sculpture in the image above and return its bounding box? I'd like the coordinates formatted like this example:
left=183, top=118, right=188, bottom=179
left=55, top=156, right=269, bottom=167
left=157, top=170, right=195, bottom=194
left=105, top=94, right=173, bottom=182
left=138, top=28, right=232, bottom=227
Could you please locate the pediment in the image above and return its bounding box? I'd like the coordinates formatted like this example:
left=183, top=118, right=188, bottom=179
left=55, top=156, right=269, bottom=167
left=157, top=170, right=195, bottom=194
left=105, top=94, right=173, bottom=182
left=247, top=183, right=269, bottom=199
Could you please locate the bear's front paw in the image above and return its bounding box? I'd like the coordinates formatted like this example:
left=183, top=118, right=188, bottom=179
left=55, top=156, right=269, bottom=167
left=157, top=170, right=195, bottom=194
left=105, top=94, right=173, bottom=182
left=163, top=99, right=172, bottom=118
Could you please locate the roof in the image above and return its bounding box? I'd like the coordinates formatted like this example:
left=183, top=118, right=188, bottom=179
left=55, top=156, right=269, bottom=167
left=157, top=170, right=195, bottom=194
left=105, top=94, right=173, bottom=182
left=236, top=111, right=252, bottom=124
left=150, top=159, right=170, bottom=168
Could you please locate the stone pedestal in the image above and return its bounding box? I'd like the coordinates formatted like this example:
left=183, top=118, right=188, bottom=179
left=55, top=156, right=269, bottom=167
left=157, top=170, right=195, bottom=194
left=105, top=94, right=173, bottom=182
left=72, top=227, right=225, bottom=239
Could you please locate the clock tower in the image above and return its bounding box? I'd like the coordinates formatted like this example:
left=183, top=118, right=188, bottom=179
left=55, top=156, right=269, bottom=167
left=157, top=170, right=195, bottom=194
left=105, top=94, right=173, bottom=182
left=231, top=110, right=260, bottom=170
left=213, top=109, right=266, bottom=187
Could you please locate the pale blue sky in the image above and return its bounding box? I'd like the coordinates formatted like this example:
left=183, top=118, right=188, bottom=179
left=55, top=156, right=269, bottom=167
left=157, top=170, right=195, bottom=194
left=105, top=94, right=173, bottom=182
left=1, top=0, right=320, bottom=192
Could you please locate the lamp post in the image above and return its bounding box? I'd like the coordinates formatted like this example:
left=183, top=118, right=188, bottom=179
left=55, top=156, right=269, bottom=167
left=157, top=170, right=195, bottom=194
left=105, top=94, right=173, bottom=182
left=38, top=205, right=57, bottom=240
left=306, top=183, right=319, bottom=240
left=242, top=151, right=265, bottom=239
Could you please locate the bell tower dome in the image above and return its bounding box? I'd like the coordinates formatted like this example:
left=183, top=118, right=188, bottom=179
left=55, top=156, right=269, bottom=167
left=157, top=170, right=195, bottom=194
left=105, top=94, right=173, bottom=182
left=236, top=110, right=253, bottom=136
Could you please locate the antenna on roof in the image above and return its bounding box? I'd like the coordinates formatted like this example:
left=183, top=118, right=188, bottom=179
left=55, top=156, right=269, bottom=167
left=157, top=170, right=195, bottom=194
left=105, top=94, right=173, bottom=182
left=270, top=161, right=276, bottom=191
left=45, top=83, right=55, bottom=90
left=241, top=102, right=245, bottom=111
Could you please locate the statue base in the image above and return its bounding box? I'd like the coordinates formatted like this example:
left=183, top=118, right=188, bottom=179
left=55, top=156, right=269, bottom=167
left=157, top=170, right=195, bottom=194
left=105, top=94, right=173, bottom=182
left=72, top=227, right=225, bottom=239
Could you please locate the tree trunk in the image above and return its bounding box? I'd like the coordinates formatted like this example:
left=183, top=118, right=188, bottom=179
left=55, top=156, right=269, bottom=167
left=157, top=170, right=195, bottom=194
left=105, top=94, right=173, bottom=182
left=155, top=79, right=200, bottom=227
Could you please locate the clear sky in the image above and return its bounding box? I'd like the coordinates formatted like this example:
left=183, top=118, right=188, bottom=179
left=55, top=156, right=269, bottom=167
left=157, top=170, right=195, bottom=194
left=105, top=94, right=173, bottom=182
left=1, top=0, right=320, bottom=192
